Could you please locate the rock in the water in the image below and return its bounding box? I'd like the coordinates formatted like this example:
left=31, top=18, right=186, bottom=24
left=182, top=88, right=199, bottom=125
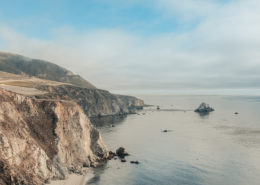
left=130, top=161, right=140, bottom=164
left=108, top=151, right=116, bottom=160
left=121, top=159, right=127, bottom=163
left=194, top=103, right=214, bottom=113
left=162, top=129, right=172, bottom=133
left=116, top=147, right=129, bottom=158
left=234, top=112, right=239, bottom=114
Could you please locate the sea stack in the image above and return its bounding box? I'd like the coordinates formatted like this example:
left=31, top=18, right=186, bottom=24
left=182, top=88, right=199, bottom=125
left=194, top=103, right=214, bottom=113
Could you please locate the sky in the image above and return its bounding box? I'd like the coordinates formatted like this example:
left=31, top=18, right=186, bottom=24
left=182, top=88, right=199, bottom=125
left=0, top=0, right=260, bottom=95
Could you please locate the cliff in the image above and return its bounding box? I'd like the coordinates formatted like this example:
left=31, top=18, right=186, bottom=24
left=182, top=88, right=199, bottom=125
left=0, top=88, right=108, bottom=185
left=35, top=85, right=144, bottom=118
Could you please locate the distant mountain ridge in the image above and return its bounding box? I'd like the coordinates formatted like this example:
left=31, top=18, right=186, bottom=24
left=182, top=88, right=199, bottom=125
left=0, top=52, right=96, bottom=89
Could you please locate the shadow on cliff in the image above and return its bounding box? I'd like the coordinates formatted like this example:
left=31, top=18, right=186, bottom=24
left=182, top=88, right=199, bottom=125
left=90, top=115, right=127, bottom=128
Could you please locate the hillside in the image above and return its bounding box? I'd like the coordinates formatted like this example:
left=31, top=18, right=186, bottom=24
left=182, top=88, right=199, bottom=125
left=0, top=52, right=96, bottom=89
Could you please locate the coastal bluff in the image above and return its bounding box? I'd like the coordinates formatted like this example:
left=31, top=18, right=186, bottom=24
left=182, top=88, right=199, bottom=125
left=0, top=88, right=108, bottom=185
left=35, top=85, right=144, bottom=118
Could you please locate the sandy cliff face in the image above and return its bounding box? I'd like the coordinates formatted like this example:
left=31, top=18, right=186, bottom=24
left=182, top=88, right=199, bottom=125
left=35, top=85, right=144, bottom=117
left=0, top=88, right=108, bottom=185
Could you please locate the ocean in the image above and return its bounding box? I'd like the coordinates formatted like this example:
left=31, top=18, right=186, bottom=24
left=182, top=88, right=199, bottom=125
left=87, top=95, right=260, bottom=185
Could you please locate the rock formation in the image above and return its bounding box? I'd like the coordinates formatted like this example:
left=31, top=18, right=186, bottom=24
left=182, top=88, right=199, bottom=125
left=0, top=88, right=108, bottom=185
left=34, top=85, right=144, bottom=118
left=194, top=103, right=214, bottom=113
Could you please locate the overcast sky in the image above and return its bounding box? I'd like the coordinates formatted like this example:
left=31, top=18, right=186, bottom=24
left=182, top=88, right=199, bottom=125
left=0, top=0, right=260, bottom=95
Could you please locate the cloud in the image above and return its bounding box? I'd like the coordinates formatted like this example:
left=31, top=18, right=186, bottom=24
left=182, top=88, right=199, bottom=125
left=0, top=0, right=260, bottom=95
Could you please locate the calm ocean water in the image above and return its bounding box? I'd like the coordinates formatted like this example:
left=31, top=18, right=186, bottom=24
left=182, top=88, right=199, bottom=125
left=87, top=95, right=260, bottom=185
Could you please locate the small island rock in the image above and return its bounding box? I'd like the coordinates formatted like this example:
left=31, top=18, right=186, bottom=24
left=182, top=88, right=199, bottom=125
left=195, top=103, right=214, bottom=113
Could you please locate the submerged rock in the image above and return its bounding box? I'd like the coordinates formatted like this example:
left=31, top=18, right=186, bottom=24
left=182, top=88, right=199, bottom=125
left=234, top=112, right=239, bottom=115
left=162, top=130, right=172, bottom=133
left=194, top=103, right=214, bottom=113
left=130, top=161, right=140, bottom=164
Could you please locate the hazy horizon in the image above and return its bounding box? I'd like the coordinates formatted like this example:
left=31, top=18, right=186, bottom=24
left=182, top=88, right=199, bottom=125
left=1, top=0, right=260, bottom=95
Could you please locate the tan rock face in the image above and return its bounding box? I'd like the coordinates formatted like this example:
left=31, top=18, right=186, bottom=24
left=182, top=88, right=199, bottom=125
left=0, top=88, right=108, bottom=185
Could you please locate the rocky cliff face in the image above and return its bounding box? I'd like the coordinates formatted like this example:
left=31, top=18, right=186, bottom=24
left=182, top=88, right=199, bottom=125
left=35, top=85, right=144, bottom=117
left=0, top=88, right=108, bottom=185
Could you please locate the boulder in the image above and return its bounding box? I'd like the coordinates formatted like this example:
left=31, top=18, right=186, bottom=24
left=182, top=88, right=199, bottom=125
left=116, top=147, right=129, bottom=158
left=108, top=151, right=116, bottom=160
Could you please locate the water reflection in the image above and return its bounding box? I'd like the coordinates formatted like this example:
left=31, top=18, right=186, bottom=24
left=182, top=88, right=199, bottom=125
left=196, top=112, right=210, bottom=118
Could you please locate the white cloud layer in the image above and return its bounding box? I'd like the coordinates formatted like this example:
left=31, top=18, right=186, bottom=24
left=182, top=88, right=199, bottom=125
left=0, top=0, right=260, bottom=94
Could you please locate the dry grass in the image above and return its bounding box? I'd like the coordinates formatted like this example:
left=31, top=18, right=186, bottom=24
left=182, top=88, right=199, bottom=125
left=0, top=81, right=36, bottom=88
left=0, top=71, right=23, bottom=78
left=0, top=71, right=69, bottom=87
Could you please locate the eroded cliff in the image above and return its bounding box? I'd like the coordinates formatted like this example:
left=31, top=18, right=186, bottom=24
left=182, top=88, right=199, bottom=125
left=35, top=85, right=144, bottom=118
left=0, top=88, right=108, bottom=185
